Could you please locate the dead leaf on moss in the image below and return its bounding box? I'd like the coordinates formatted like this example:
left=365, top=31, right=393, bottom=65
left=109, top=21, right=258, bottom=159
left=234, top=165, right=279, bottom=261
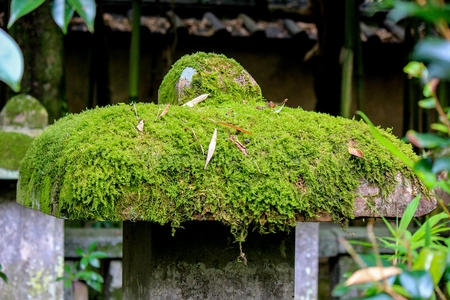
left=204, top=128, right=217, bottom=170
left=209, top=119, right=253, bottom=135
left=348, top=139, right=364, bottom=158
left=345, top=266, right=402, bottom=286
left=256, top=106, right=264, bottom=110
left=159, top=103, right=170, bottom=118
left=137, top=119, right=144, bottom=132
left=229, top=135, right=248, bottom=157
left=183, top=94, right=209, bottom=107
left=267, top=101, right=276, bottom=108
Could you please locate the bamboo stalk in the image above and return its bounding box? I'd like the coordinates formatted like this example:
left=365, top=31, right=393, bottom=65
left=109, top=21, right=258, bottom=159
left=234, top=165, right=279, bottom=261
left=340, top=0, right=356, bottom=118
left=129, top=0, right=141, bottom=102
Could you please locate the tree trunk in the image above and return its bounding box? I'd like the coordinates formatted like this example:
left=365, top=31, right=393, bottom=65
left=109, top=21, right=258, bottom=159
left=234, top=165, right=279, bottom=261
left=10, top=2, right=65, bottom=122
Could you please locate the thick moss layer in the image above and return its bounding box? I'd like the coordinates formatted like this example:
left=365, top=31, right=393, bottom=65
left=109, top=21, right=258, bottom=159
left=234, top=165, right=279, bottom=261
left=18, top=102, right=424, bottom=235
left=0, top=131, right=33, bottom=170
left=158, top=52, right=262, bottom=105
left=0, top=94, right=48, bottom=129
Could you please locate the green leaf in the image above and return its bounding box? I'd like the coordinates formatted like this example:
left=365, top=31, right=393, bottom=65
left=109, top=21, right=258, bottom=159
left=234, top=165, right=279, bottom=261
left=413, top=39, right=450, bottom=81
left=413, top=248, right=447, bottom=285
left=88, top=241, right=97, bottom=253
left=412, top=213, right=449, bottom=242
left=418, top=98, right=436, bottom=109
left=360, top=293, right=394, bottom=300
left=75, top=248, right=84, bottom=256
left=398, top=194, right=420, bottom=236
left=404, top=61, right=426, bottom=79
left=80, top=257, right=88, bottom=270
left=0, top=272, right=7, bottom=283
left=90, top=251, right=108, bottom=259
left=358, top=112, right=413, bottom=168
left=0, top=28, right=23, bottom=92
left=87, top=280, right=102, bottom=292
left=388, top=2, right=450, bottom=24
left=89, top=258, right=100, bottom=268
left=64, top=264, right=71, bottom=274
left=431, top=123, right=448, bottom=134
left=67, top=0, right=96, bottom=32
left=64, top=280, right=71, bottom=288
left=7, top=0, right=46, bottom=27
left=51, top=0, right=75, bottom=34
left=399, top=270, right=434, bottom=298
left=332, top=281, right=373, bottom=297
left=407, top=130, right=450, bottom=148
left=432, top=157, right=450, bottom=174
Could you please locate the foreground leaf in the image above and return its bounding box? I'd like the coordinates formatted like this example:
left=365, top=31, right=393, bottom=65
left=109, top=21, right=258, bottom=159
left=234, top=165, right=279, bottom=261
left=67, top=0, right=96, bottom=32
left=398, top=270, right=434, bottom=299
left=0, top=29, right=23, bottom=92
left=406, top=131, right=450, bottom=148
left=204, top=128, right=217, bottom=170
left=159, top=103, right=170, bottom=118
left=8, top=0, right=45, bottom=28
left=345, top=266, right=402, bottom=286
left=182, top=94, right=209, bottom=107
left=51, top=0, right=75, bottom=34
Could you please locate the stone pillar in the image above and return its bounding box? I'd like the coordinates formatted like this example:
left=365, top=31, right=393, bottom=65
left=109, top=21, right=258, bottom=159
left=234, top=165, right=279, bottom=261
left=295, top=222, right=319, bottom=300
left=0, top=95, right=64, bottom=299
left=123, top=221, right=295, bottom=299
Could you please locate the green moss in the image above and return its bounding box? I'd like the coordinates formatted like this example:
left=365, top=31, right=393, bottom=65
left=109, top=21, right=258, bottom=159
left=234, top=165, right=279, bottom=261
left=0, top=131, right=33, bottom=170
left=0, top=94, right=48, bottom=129
left=158, top=52, right=263, bottom=106
left=17, top=102, right=426, bottom=237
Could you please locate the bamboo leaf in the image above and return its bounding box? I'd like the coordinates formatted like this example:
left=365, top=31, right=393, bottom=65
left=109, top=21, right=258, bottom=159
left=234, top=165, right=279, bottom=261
left=398, top=194, right=420, bottom=236
left=159, top=103, right=170, bottom=118
left=345, top=266, right=402, bottom=286
left=229, top=135, right=248, bottom=157
left=358, top=112, right=413, bottom=168
left=182, top=94, right=209, bottom=107
left=136, top=119, right=144, bottom=132
left=204, top=128, right=217, bottom=170
left=348, top=139, right=364, bottom=158
left=209, top=119, right=253, bottom=135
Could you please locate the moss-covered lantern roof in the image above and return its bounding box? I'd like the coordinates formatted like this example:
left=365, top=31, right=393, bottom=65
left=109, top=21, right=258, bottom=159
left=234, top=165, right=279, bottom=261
left=17, top=53, right=435, bottom=237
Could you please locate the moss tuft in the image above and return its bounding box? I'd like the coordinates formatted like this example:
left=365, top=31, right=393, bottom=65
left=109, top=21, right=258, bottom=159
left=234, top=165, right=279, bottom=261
left=158, top=52, right=262, bottom=106
left=0, top=94, right=48, bottom=129
left=18, top=102, right=425, bottom=236
left=0, top=131, right=33, bottom=170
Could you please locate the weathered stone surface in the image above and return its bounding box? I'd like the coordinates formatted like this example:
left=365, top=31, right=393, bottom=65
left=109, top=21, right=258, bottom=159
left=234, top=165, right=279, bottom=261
left=0, top=201, right=64, bottom=299
left=295, top=222, right=318, bottom=300
left=0, top=94, right=48, bottom=131
left=123, top=221, right=294, bottom=299
left=353, top=173, right=436, bottom=218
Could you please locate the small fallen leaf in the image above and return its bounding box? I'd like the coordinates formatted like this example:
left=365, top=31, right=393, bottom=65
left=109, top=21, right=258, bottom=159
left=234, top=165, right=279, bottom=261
left=274, top=104, right=285, bottom=113
left=229, top=135, right=248, bottom=157
left=159, top=103, right=170, bottom=118
left=345, top=266, right=402, bottom=286
left=204, top=128, right=217, bottom=170
left=267, top=101, right=276, bottom=108
left=137, top=119, right=144, bottom=132
left=209, top=119, right=253, bottom=135
left=182, top=94, right=209, bottom=107
left=242, top=99, right=246, bottom=104
left=348, top=139, right=364, bottom=158
left=256, top=106, right=264, bottom=110
left=281, top=98, right=288, bottom=105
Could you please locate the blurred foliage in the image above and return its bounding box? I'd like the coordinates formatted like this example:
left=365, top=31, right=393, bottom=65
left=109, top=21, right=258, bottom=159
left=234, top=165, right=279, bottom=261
left=56, top=241, right=107, bottom=292
left=335, top=0, right=450, bottom=298
left=0, top=264, right=7, bottom=283
left=0, top=0, right=96, bottom=91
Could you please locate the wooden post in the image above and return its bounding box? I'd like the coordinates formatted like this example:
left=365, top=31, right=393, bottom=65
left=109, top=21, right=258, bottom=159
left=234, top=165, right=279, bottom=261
left=295, top=222, right=319, bottom=300
left=122, top=221, right=152, bottom=300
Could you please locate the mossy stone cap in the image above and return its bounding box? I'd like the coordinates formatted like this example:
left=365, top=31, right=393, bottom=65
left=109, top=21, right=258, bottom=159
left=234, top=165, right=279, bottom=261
left=17, top=101, right=434, bottom=234
left=0, top=94, right=48, bottom=129
left=0, top=131, right=33, bottom=171
left=158, top=52, right=262, bottom=105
